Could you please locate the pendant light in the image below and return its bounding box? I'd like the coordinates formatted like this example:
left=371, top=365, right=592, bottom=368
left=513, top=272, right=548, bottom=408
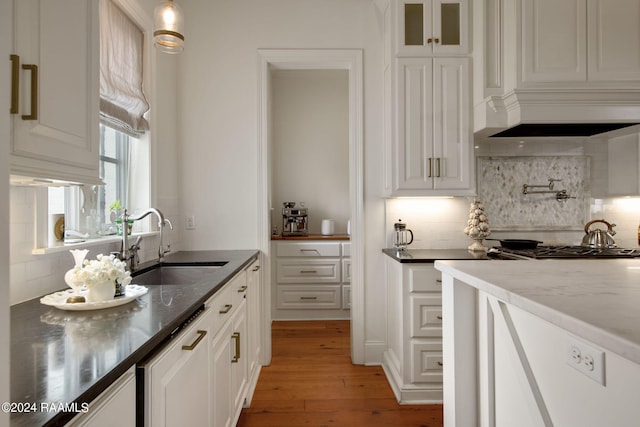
left=153, top=0, right=184, bottom=53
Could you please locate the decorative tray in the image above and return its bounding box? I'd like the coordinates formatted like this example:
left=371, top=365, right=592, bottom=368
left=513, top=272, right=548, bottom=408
left=40, top=284, right=148, bottom=311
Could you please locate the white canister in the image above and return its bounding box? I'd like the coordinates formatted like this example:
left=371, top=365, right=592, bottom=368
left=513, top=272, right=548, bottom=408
left=321, top=219, right=335, bottom=236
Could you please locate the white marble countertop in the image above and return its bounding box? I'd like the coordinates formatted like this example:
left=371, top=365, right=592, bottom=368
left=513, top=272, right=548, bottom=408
left=434, top=259, right=640, bottom=365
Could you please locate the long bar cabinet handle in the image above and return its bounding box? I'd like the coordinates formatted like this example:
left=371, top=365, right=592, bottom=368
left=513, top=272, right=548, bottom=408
left=428, top=158, right=433, bottom=177
left=231, top=332, right=241, bottom=363
left=10, top=54, right=19, bottom=114
left=436, top=158, right=441, bottom=177
left=21, top=63, right=38, bottom=120
left=182, top=330, right=207, bottom=351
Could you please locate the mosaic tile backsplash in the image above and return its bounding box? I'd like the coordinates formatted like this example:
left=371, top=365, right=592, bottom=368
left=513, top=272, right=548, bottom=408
left=477, top=156, right=590, bottom=230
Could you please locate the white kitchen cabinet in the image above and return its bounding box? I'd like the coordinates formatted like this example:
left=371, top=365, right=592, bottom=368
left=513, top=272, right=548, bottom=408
left=587, top=0, right=640, bottom=81
left=67, top=367, right=136, bottom=427
left=141, top=309, right=211, bottom=427
left=10, top=0, right=101, bottom=185
left=211, top=302, right=247, bottom=427
left=382, top=259, right=443, bottom=403
left=245, top=259, right=262, bottom=402
left=272, top=241, right=350, bottom=320
left=608, top=132, right=640, bottom=196
left=393, top=0, right=469, bottom=56
left=389, top=57, right=473, bottom=196
left=522, top=0, right=640, bottom=83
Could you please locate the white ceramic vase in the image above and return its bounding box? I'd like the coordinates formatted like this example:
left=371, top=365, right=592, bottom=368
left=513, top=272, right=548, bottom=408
left=85, top=280, right=115, bottom=303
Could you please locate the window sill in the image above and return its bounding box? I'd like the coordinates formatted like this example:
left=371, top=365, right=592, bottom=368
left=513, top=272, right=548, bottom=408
left=32, top=231, right=160, bottom=255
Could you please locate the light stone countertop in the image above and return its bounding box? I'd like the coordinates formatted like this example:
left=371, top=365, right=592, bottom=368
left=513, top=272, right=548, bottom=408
left=434, top=259, right=640, bottom=365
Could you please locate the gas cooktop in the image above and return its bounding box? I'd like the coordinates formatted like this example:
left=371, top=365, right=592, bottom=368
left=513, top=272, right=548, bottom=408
left=488, top=245, right=640, bottom=260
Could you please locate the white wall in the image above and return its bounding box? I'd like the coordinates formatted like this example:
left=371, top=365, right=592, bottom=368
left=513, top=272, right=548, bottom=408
left=271, top=69, right=350, bottom=235
left=178, top=0, right=387, bottom=361
left=1, top=0, right=12, bottom=422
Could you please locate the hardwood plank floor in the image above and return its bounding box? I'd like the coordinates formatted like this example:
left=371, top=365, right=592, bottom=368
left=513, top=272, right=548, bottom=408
left=238, top=320, right=443, bottom=427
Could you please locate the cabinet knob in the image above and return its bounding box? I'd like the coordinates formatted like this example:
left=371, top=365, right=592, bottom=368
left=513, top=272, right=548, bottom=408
left=434, top=37, right=440, bottom=44
left=427, top=37, right=433, bottom=44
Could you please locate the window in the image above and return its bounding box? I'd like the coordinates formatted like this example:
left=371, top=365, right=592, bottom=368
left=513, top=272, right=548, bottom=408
left=99, top=124, right=131, bottom=225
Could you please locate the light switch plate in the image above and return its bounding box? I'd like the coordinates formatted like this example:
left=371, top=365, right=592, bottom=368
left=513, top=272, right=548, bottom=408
left=566, top=335, right=606, bottom=386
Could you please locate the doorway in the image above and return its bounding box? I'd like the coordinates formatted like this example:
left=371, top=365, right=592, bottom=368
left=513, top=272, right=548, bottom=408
left=257, top=49, right=364, bottom=364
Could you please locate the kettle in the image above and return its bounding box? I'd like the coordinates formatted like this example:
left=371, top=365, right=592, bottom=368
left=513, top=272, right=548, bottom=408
left=581, top=219, right=617, bottom=248
left=394, top=219, right=414, bottom=251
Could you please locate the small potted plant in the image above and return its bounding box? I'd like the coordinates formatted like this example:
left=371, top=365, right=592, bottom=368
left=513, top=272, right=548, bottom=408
left=110, top=200, right=133, bottom=236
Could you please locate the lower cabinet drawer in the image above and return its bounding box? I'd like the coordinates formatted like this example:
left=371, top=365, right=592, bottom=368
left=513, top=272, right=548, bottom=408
left=411, top=294, right=443, bottom=338
left=410, top=340, right=443, bottom=383
left=276, top=259, right=340, bottom=283
left=276, top=285, right=341, bottom=309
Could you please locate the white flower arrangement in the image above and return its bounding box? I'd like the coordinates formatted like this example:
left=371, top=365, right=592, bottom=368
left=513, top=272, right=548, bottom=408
left=67, top=254, right=132, bottom=289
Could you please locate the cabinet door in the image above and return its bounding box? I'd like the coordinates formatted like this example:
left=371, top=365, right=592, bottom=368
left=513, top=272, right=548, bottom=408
left=143, top=312, right=210, bottom=427
left=587, top=0, right=640, bottom=80
left=522, top=0, right=587, bottom=82
left=432, top=58, right=471, bottom=190
left=396, top=0, right=468, bottom=56
left=246, top=260, right=261, bottom=383
left=231, top=306, right=248, bottom=419
left=67, top=367, right=136, bottom=427
left=395, top=58, right=434, bottom=192
left=211, top=320, right=233, bottom=427
left=11, top=0, right=100, bottom=184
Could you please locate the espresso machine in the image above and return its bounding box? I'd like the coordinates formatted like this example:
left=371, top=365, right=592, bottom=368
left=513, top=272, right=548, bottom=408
left=282, top=202, right=309, bottom=236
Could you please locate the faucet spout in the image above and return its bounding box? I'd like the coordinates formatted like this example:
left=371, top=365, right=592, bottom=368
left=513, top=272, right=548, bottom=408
left=121, top=208, right=171, bottom=269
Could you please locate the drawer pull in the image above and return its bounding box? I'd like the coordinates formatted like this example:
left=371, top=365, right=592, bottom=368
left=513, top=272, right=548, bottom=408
left=300, top=296, right=318, bottom=300
left=21, top=63, right=38, bottom=120
left=436, top=279, right=442, bottom=284
left=182, top=330, right=207, bottom=351
left=252, top=265, right=261, bottom=271
left=237, top=285, right=247, bottom=292
left=231, top=332, right=241, bottom=363
left=437, top=361, right=443, bottom=367
left=300, top=270, right=318, bottom=274
left=436, top=315, right=443, bottom=320
left=300, top=249, right=321, bottom=255
left=219, top=304, right=232, bottom=314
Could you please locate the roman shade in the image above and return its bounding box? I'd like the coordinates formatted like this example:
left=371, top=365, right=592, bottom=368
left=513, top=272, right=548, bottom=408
left=99, top=0, right=149, bottom=137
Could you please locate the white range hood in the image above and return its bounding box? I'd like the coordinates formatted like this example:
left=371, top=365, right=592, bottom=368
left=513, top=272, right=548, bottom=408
left=475, top=88, right=640, bottom=139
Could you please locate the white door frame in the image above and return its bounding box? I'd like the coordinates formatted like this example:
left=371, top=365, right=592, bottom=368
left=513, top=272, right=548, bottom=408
left=257, top=49, right=365, bottom=364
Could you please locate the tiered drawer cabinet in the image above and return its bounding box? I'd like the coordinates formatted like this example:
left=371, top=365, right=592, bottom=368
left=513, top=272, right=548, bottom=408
left=272, top=240, right=350, bottom=320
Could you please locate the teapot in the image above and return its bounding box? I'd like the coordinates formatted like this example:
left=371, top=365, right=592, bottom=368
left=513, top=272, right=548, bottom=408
left=394, top=219, right=414, bottom=251
left=581, top=219, right=617, bottom=248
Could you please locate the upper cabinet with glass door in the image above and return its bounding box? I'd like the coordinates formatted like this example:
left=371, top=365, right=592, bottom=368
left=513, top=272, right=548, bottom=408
left=394, top=0, right=469, bottom=56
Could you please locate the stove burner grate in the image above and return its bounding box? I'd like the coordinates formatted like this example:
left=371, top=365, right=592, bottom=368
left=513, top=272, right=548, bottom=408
left=493, top=245, right=640, bottom=259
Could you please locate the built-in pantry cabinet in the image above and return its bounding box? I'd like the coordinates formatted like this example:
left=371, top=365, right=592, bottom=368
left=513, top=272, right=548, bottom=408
left=10, top=0, right=101, bottom=185
left=383, top=0, right=474, bottom=197
left=140, top=260, right=261, bottom=427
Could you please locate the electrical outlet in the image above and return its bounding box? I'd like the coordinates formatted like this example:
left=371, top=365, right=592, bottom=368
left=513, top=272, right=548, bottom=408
left=566, top=336, right=605, bottom=385
left=186, top=216, right=196, bottom=230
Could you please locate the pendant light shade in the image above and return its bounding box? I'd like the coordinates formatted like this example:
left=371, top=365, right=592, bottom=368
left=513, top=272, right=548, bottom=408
left=153, top=0, right=184, bottom=53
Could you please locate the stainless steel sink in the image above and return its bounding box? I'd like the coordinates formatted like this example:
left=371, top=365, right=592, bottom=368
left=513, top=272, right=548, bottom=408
left=132, top=264, right=226, bottom=286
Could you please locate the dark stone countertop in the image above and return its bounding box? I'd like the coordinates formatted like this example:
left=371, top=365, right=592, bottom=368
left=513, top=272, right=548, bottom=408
left=10, top=250, right=259, bottom=427
left=382, top=248, right=491, bottom=263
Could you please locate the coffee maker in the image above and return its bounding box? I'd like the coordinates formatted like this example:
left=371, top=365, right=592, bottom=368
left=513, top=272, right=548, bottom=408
left=282, top=202, right=309, bottom=236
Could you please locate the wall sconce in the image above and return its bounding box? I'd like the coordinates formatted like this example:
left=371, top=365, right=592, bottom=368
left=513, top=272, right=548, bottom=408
left=153, top=0, right=184, bottom=54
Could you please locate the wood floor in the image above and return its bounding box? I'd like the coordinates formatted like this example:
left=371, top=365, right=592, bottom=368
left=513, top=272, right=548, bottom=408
left=237, top=320, right=443, bottom=427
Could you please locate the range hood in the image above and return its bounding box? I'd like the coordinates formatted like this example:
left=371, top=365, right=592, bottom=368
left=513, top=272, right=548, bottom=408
left=475, top=89, right=640, bottom=140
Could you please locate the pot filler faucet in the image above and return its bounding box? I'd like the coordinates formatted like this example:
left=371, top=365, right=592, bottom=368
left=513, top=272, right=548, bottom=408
left=120, top=208, right=173, bottom=270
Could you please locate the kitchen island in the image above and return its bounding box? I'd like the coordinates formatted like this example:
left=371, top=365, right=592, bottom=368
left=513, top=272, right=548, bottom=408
left=434, top=259, right=640, bottom=427
left=10, top=250, right=258, bottom=427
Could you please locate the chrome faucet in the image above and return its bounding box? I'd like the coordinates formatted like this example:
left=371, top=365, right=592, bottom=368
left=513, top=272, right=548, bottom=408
left=120, top=208, right=172, bottom=270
